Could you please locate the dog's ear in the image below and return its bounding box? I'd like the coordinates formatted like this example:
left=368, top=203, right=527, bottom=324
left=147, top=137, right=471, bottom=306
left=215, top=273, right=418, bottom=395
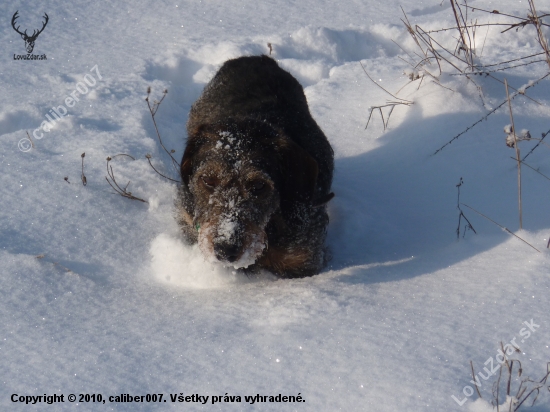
left=181, top=125, right=206, bottom=185
left=275, top=138, right=319, bottom=205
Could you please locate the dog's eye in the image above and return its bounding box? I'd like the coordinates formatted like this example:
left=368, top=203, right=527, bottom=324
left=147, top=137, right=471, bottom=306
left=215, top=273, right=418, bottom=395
left=201, top=175, right=219, bottom=189
left=249, top=180, right=266, bottom=195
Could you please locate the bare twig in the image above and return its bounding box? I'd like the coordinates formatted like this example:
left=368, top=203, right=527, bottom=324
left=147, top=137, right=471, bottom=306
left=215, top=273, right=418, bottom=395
left=451, top=59, right=548, bottom=74
left=510, top=157, right=550, bottom=181
left=360, top=61, right=413, bottom=104
left=471, top=360, right=482, bottom=398
left=105, top=155, right=147, bottom=203
left=145, top=87, right=180, bottom=174
left=145, top=154, right=180, bottom=183
left=522, top=127, right=550, bottom=160
left=461, top=204, right=540, bottom=252
left=456, top=178, right=476, bottom=238
left=36, top=254, right=74, bottom=274
left=365, top=102, right=412, bottom=131
left=505, top=79, right=522, bottom=229
left=81, top=152, right=87, bottom=186
left=433, top=72, right=550, bottom=155
left=528, top=0, right=550, bottom=68
left=25, top=131, right=35, bottom=149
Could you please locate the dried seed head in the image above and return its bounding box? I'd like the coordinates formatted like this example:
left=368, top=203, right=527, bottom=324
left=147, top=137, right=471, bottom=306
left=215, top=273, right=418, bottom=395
left=81, top=152, right=85, bottom=158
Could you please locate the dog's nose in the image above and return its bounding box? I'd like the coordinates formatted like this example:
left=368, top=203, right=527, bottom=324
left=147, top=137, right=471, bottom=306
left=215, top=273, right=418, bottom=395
left=214, top=243, right=241, bottom=263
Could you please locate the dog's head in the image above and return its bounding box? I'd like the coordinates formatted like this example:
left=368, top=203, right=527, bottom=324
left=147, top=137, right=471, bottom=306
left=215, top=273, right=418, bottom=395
left=180, top=118, right=318, bottom=268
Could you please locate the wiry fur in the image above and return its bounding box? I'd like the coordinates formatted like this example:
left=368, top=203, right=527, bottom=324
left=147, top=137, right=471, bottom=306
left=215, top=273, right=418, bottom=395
left=177, top=55, right=334, bottom=278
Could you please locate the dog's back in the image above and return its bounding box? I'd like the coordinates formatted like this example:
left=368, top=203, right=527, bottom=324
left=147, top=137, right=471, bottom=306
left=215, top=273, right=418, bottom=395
left=187, top=55, right=333, bottom=196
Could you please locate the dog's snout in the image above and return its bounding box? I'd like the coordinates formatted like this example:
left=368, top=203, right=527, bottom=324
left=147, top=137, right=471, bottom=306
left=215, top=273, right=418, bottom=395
left=214, top=243, right=241, bottom=263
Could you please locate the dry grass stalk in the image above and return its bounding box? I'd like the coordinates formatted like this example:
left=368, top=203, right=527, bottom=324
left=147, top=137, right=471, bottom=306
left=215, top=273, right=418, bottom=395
left=527, top=0, right=550, bottom=68
left=470, top=360, right=482, bottom=398
left=25, top=130, right=35, bottom=149
left=511, top=157, right=550, bottom=182
left=360, top=61, right=413, bottom=131
left=504, top=79, right=522, bottom=229
left=36, top=254, right=74, bottom=274
left=460, top=203, right=540, bottom=252
left=145, top=154, right=179, bottom=183
left=456, top=178, right=476, bottom=238
left=145, top=87, right=180, bottom=174
left=433, top=72, right=550, bottom=155
left=105, top=154, right=147, bottom=203
left=522, top=127, right=550, bottom=161
left=395, top=2, right=550, bottom=154
left=81, top=152, right=87, bottom=186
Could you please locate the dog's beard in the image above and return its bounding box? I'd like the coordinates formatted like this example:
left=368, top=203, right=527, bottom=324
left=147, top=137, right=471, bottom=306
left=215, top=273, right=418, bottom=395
left=198, top=220, right=267, bottom=269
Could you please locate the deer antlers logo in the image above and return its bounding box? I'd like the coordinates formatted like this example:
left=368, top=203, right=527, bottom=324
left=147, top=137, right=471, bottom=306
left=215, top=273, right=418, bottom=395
left=11, top=11, right=49, bottom=54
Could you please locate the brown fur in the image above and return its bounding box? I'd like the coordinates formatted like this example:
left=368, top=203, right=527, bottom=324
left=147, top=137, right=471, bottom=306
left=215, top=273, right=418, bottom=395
left=177, top=55, right=334, bottom=278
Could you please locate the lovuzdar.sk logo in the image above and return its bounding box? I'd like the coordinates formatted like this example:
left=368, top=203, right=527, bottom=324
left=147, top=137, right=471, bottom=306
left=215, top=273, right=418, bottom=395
left=12, top=11, right=48, bottom=60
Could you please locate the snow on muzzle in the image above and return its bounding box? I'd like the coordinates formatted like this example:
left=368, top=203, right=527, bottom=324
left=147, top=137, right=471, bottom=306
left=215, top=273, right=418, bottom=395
left=198, top=209, right=267, bottom=269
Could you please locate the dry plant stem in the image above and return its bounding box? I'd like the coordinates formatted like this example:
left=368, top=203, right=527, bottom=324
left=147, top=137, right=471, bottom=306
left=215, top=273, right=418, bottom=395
left=522, top=128, right=550, bottom=160
left=427, top=22, right=532, bottom=34
left=501, top=343, right=513, bottom=398
left=25, top=130, right=35, bottom=148
left=461, top=203, right=541, bottom=252
left=416, top=23, right=541, bottom=104
left=365, top=102, right=411, bottom=131
left=360, top=62, right=412, bottom=104
left=146, top=155, right=180, bottom=183
left=505, top=79, right=522, bottom=229
left=36, top=254, right=74, bottom=274
left=105, top=155, right=147, bottom=203
left=452, top=59, right=548, bottom=75
left=496, top=356, right=503, bottom=412
left=460, top=2, right=550, bottom=34
left=401, top=7, right=427, bottom=59
left=513, top=363, right=550, bottom=410
left=145, top=89, right=180, bottom=173
left=450, top=0, right=473, bottom=67
left=511, top=157, right=550, bottom=182
left=460, top=4, right=528, bottom=22
left=470, top=360, right=482, bottom=398
left=433, top=72, right=550, bottom=155
left=479, top=52, right=546, bottom=68
left=528, top=0, right=550, bottom=69
left=456, top=178, right=476, bottom=238
left=81, top=152, right=87, bottom=186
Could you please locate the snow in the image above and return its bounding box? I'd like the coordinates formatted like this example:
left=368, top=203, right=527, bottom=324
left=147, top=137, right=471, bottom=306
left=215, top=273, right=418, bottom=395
left=1, top=0, right=550, bottom=410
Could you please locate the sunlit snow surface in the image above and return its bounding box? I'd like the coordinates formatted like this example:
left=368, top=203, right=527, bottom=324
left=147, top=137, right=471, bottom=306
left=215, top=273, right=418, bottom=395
left=1, top=0, right=550, bottom=410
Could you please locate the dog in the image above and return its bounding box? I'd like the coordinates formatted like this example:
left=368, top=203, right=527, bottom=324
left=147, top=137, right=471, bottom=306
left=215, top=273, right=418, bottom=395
left=177, top=55, right=334, bottom=278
